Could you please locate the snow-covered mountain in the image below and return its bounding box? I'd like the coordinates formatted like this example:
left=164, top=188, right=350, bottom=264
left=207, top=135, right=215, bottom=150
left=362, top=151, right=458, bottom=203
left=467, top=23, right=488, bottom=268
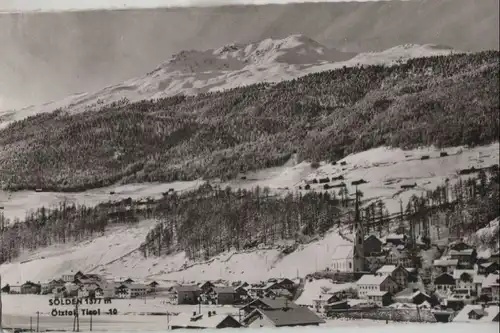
left=0, top=35, right=459, bottom=128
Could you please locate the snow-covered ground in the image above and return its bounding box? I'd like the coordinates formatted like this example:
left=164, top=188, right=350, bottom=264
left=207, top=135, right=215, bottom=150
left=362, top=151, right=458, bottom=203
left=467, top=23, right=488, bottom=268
left=0, top=143, right=497, bottom=286
left=1, top=143, right=497, bottom=223
left=0, top=35, right=459, bottom=128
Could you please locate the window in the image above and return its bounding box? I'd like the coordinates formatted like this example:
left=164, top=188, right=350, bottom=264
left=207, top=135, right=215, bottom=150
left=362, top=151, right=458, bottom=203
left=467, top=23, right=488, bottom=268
left=349, top=262, right=352, bottom=269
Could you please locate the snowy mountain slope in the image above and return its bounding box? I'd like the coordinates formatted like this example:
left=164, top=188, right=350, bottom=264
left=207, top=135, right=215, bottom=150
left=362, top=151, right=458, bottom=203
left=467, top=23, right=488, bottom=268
left=0, top=143, right=497, bottom=222
left=0, top=143, right=498, bottom=285
left=0, top=36, right=458, bottom=128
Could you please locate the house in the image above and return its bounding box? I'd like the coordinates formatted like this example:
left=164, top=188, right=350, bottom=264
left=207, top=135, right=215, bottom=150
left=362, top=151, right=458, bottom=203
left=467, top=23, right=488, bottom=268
left=21, top=281, right=41, bottom=294
left=393, top=288, right=431, bottom=305
left=385, top=234, right=407, bottom=247
left=243, top=306, right=325, bottom=328
left=449, top=249, right=477, bottom=268
left=199, top=281, right=216, bottom=293
left=9, top=285, right=21, bottom=294
left=206, top=287, right=237, bottom=305
left=323, top=300, right=350, bottom=314
left=249, top=281, right=283, bottom=298
left=385, top=247, right=412, bottom=267
left=452, top=305, right=500, bottom=322
left=240, top=297, right=299, bottom=317
left=375, top=265, right=409, bottom=290
left=174, top=285, right=201, bottom=305
left=74, top=271, right=88, bottom=281
left=115, top=283, right=147, bottom=299
left=234, top=284, right=250, bottom=303
left=477, top=262, right=499, bottom=275
left=454, top=269, right=477, bottom=292
left=78, top=282, right=101, bottom=298
left=481, top=273, right=500, bottom=302
left=312, top=294, right=344, bottom=313
left=277, top=278, right=296, bottom=291
left=366, top=291, right=392, bottom=307
left=265, top=288, right=293, bottom=299
left=433, top=259, right=459, bottom=274
left=364, top=235, right=383, bottom=257
left=356, top=274, right=399, bottom=298
left=331, top=245, right=355, bottom=272
left=147, top=281, right=159, bottom=293
left=468, top=308, right=488, bottom=320
left=170, top=312, right=242, bottom=330
left=41, top=279, right=65, bottom=295
left=434, top=273, right=455, bottom=293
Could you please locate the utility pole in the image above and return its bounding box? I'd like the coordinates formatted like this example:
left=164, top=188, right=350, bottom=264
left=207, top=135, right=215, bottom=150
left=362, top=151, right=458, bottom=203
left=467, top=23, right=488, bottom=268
left=36, top=311, right=40, bottom=332
left=90, top=312, right=93, bottom=331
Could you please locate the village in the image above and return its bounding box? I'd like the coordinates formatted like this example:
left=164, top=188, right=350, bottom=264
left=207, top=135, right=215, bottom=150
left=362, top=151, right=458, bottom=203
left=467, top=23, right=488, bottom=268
left=2, top=226, right=499, bottom=329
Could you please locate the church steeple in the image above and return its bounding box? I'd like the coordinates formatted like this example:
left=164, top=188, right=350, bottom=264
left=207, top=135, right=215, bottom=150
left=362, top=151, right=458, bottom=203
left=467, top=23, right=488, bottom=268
left=352, top=187, right=365, bottom=272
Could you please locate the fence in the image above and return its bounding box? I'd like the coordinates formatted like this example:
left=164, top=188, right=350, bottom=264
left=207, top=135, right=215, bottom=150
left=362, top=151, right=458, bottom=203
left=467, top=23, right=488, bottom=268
left=328, top=307, right=437, bottom=323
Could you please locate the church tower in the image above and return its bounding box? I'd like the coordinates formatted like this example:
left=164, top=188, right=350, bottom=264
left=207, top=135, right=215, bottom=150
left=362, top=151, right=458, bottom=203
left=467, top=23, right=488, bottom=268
left=352, top=188, right=365, bottom=272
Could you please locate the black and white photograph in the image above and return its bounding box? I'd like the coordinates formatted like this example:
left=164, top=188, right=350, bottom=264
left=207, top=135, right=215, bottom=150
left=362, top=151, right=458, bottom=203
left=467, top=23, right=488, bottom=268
left=0, top=0, right=499, bottom=332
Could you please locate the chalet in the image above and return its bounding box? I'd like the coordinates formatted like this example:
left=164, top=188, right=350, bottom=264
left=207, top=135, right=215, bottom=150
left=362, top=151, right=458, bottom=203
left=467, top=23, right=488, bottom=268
left=449, top=249, right=477, bottom=268
left=240, top=297, right=298, bottom=317
left=468, top=308, right=488, bottom=320
left=9, top=285, right=21, bottom=294
left=478, top=262, right=499, bottom=275
left=434, top=273, right=455, bottom=293
left=242, top=306, right=325, bottom=328
left=312, top=294, right=344, bottom=313
left=331, top=245, right=354, bottom=272
left=433, top=259, right=459, bottom=274
left=21, top=281, right=41, bottom=295
left=375, top=265, right=409, bottom=290
left=364, top=235, right=383, bottom=257
left=385, top=247, right=412, bottom=267
left=385, top=234, right=407, bottom=247
left=393, top=288, right=431, bottom=305
left=366, top=291, right=392, bottom=307
left=454, top=269, right=477, bottom=292
left=481, top=273, right=500, bottom=302
left=41, top=279, right=65, bottom=295
left=356, top=274, right=399, bottom=299
left=115, top=283, right=147, bottom=299
left=277, top=278, right=296, bottom=291
left=78, top=282, right=101, bottom=298
left=265, top=288, right=293, bottom=299
left=147, top=281, right=159, bottom=293
left=453, top=305, right=500, bottom=322
left=170, top=312, right=242, bottom=330
left=207, top=287, right=237, bottom=305
left=174, top=285, right=201, bottom=305
left=323, top=300, right=350, bottom=314
left=199, top=281, right=216, bottom=293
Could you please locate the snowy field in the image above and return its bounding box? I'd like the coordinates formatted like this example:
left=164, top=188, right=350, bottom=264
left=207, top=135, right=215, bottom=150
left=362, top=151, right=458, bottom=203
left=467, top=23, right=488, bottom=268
left=0, top=143, right=498, bottom=285
left=1, top=316, right=498, bottom=332
left=0, top=38, right=458, bottom=128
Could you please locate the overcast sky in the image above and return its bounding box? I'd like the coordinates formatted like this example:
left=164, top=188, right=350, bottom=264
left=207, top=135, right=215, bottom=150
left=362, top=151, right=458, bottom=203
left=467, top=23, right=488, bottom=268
left=0, top=0, right=385, bottom=12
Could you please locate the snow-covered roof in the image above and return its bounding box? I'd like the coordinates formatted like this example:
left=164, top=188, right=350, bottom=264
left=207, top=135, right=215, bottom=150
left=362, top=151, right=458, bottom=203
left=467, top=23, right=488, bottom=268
left=356, top=274, right=391, bottom=286
left=366, top=291, right=389, bottom=297
left=449, top=249, right=475, bottom=256
left=453, top=305, right=499, bottom=322
left=473, top=275, right=485, bottom=284
left=331, top=245, right=353, bottom=260
left=252, top=307, right=325, bottom=327
left=394, top=288, right=429, bottom=300
left=433, top=259, right=459, bottom=266
left=376, top=265, right=399, bottom=275
left=170, top=313, right=239, bottom=328
left=482, top=273, right=500, bottom=288
left=385, top=234, right=405, bottom=241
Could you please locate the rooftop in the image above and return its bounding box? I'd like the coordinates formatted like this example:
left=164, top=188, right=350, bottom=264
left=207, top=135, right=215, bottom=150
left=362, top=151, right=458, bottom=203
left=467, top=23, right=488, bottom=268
left=253, top=307, right=325, bottom=327
left=356, top=274, right=391, bottom=285
left=332, top=245, right=353, bottom=260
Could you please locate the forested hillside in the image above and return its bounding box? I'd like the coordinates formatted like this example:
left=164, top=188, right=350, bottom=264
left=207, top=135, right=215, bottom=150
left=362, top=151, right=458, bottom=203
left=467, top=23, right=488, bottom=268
left=0, top=51, right=498, bottom=192
left=1, top=166, right=498, bottom=264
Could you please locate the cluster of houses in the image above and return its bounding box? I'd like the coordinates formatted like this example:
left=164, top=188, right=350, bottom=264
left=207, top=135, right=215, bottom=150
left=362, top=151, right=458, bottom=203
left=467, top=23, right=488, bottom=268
left=2, top=271, right=159, bottom=299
